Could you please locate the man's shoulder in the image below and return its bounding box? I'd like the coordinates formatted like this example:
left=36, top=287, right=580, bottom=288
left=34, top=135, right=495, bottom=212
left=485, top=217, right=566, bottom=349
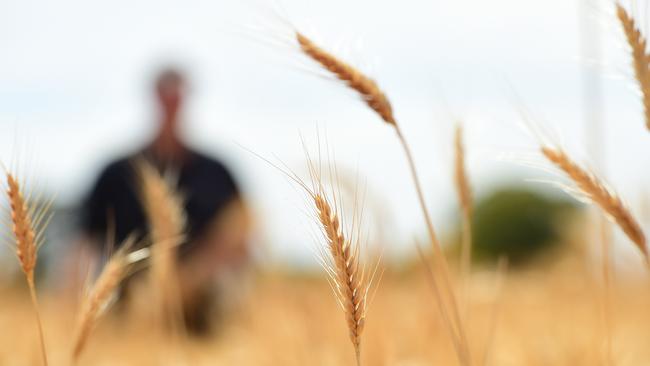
left=188, top=149, right=239, bottom=192
left=96, top=154, right=137, bottom=182
left=190, top=150, right=233, bottom=175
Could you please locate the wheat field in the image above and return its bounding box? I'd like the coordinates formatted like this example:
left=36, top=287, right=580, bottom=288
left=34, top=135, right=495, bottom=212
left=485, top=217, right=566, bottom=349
left=2, top=1, right=650, bottom=365
left=2, top=256, right=650, bottom=365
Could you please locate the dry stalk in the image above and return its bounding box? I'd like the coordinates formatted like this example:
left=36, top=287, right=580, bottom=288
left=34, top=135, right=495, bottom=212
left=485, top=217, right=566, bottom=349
left=6, top=173, right=48, bottom=366
left=480, top=258, right=507, bottom=366
left=616, top=3, right=650, bottom=131
left=541, top=146, right=648, bottom=262
left=136, top=159, right=186, bottom=334
left=599, top=219, right=614, bottom=366
left=454, top=124, right=473, bottom=319
left=295, top=30, right=470, bottom=365
left=416, top=245, right=469, bottom=365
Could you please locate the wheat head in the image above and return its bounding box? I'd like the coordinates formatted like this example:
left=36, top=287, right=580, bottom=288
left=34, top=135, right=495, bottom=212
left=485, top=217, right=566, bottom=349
left=137, top=160, right=185, bottom=282
left=7, top=173, right=38, bottom=281
left=137, top=160, right=185, bottom=251
left=313, top=192, right=366, bottom=364
left=541, top=146, right=648, bottom=262
left=296, top=32, right=395, bottom=126
left=616, top=3, right=650, bottom=131
left=136, top=159, right=186, bottom=334
left=71, top=244, right=134, bottom=361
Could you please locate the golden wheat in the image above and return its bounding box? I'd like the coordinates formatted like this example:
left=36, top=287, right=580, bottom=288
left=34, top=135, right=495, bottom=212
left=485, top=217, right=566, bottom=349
left=295, top=32, right=395, bottom=126
left=541, top=146, right=648, bottom=262
left=137, top=160, right=186, bottom=252
left=6, top=172, right=48, bottom=366
left=294, top=28, right=470, bottom=365
left=71, top=242, right=136, bottom=362
left=312, top=192, right=366, bottom=366
left=7, top=174, right=38, bottom=279
left=136, top=159, right=186, bottom=332
left=616, top=3, right=650, bottom=131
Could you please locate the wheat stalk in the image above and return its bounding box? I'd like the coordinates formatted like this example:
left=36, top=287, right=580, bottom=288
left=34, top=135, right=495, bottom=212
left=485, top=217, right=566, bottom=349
left=312, top=192, right=366, bottom=366
left=6, top=173, right=49, bottom=366
left=454, top=124, right=473, bottom=321
left=71, top=242, right=141, bottom=361
left=248, top=136, right=373, bottom=364
left=295, top=29, right=470, bottom=365
left=136, top=159, right=186, bottom=333
left=454, top=125, right=473, bottom=225
left=541, top=146, right=648, bottom=262
left=616, top=3, right=650, bottom=131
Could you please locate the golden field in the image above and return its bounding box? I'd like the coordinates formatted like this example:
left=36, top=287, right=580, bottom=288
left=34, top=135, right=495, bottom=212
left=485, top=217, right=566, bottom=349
left=2, top=2, right=650, bottom=365
left=1, top=250, right=650, bottom=366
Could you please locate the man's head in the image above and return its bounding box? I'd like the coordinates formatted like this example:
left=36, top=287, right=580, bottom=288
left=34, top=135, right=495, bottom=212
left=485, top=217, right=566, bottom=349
left=155, top=68, right=186, bottom=124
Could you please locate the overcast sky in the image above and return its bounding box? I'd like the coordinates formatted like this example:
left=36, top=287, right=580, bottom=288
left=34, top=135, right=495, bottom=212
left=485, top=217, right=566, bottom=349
left=1, top=0, right=649, bottom=265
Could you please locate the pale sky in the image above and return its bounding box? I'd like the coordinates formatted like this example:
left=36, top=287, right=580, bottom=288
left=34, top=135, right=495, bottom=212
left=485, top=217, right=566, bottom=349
left=1, top=0, right=649, bottom=266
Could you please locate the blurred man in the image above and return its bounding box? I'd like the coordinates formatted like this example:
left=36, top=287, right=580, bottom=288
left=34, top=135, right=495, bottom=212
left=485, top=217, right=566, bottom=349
left=78, top=67, right=249, bottom=334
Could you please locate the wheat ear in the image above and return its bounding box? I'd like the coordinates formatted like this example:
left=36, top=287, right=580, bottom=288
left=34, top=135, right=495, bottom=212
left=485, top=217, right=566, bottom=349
left=295, top=30, right=470, bottom=365
left=616, top=3, right=650, bottom=131
left=541, top=146, right=648, bottom=262
left=313, top=192, right=366, bottom=366
left=71, top=242, right=139, bottom=361
left=6, top=173, right=48, bottom=366
left=296, top=32, right=396, bottom=126
left=136, top=159, right=186, bottom=333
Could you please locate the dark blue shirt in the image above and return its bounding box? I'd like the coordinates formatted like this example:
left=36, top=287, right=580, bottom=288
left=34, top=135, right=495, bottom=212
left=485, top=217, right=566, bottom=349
left=82, top=149, right=239, bottom=257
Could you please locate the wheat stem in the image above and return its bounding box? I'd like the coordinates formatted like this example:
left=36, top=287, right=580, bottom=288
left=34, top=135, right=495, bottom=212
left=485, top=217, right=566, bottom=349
left=600, top=219, right=614, bottom=366
left=454, top=124, right=473, bottom=323
left=480, top=258, right=507, bottom=366
left=396, top=127, right=471, bottom=366
left=27, top=277, right=48, bottom=366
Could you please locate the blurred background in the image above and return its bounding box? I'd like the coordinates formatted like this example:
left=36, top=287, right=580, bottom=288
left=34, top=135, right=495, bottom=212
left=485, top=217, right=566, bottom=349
left=6, top=1, right=650, bottom=365
left=1, top=0, right=649, bottom=273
